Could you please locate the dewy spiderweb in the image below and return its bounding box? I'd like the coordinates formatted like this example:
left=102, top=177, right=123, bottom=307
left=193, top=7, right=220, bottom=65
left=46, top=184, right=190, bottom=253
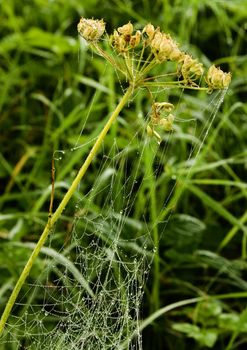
left=1, top=87, right=226, bottom=350
left=3, top=126, right=155, bottom=349
left=1, top=17, right=230, bottom=350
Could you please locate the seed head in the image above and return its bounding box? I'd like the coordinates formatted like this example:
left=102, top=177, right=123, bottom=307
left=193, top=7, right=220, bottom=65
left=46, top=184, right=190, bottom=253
left=180, top=54, right=204, bottom=82
left=111, top=29, right=127, bottom=53
left=77, top=18, right=105, bottom=42
left=111, top=22, right=141, bottom=53
left=151, top=32, right=182, bottom=62
left=117, top=22, right=133, bottom=36
left=160, top=114, right=175, bottom=131
left=205, top=65, right=231, bottom=90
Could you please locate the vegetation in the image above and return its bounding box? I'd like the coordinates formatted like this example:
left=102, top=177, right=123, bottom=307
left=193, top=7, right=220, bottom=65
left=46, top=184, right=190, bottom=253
left=0, top=1, right=247, bottom=349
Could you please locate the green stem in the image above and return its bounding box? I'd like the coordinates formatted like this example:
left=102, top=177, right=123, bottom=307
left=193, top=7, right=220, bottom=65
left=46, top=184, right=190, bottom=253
left=144, top=143, right=160, bottom=311
left=0, top=85, right=133, bottom=335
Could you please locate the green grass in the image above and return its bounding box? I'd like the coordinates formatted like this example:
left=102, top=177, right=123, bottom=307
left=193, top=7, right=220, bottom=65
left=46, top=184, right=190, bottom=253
left=0, top=0, right=247, bottom=349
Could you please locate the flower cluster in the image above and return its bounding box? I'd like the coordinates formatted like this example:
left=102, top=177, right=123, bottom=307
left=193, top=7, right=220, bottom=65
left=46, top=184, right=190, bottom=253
left=111, top=22, right=141, bottom=53
left=77, top=18, right=231, bottom=143
left=147, top=102, right=176, bottom=143
left=179, top=54, right=204, bottom=84
left=77, top=18, right=231, bottom=89
left=145, top=24, right=182, bottom=62
left=205, top=65, right=232, bottom=91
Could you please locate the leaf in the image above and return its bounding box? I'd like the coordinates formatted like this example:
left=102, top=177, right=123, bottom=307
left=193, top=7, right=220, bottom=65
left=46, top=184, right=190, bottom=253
left=218, top=313, right=240, bottom=331
left=163, top=214, right=205, bottom=253
left=172, top=322, right=218, bottom=348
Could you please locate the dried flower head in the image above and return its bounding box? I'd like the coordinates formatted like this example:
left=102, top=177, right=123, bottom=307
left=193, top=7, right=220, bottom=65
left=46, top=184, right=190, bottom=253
left=111, top=21, right=142, bottom=54
left=77, top=18, right=105, bottom=42
left=205, top=65, right=231, bottom=90
left=150, top=32, right=182, bottom=62
left=180, top=54, right=204, bottom=83
left=160, top=114, right=175, bottom=131
left=77, top=18, right=231, bottom=97
left=111, top=30, right=127, bottom=53
left=117, top=22, right=133, bottom=36
left=154, top=102, right=174, bottom=113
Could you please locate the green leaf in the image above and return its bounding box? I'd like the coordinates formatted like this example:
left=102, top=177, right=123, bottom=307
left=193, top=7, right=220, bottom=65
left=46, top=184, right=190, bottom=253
left=172, top=322, right=218, bottom=348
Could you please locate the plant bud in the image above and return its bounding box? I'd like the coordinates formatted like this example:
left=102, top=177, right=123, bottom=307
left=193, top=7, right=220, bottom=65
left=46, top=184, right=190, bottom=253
left=77, top=18, right=105, bottom=42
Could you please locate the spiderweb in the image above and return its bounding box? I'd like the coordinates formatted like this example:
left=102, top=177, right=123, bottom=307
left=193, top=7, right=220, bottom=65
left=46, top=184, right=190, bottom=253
left=0, top=47, right=227, bottom=349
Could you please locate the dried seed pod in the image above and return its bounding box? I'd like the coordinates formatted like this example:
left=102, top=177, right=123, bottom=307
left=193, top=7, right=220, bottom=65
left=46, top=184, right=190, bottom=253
left=154, top=102, right=174, bottom=112
left=150, top=31, right=163, bottom=51
left=151, top=32, right=182, bottom=62
left=180, top=54, right=204, bottom=82
left=77, top=18, right=105, bottom=42
left=117, top=22, right=134, bottom=36
left=130, top=30, right=141, bottom=48
left=160, top=114, right=175, bottom=131
left=111, top=29, right=128, bottom=53
left=142, top=23, right=155, bottom=42
left=205, top=65, right=231, bottom=90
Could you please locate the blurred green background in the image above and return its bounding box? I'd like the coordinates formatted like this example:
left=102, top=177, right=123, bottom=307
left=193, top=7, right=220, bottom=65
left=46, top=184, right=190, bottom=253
left=1, top=0, right=247, bottom=349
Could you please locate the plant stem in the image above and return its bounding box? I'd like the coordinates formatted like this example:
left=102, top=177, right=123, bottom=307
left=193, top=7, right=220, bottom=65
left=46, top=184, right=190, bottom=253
left=144, top=143, right=160, bottom=311
left=0, top=85, right=133, bottom=335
